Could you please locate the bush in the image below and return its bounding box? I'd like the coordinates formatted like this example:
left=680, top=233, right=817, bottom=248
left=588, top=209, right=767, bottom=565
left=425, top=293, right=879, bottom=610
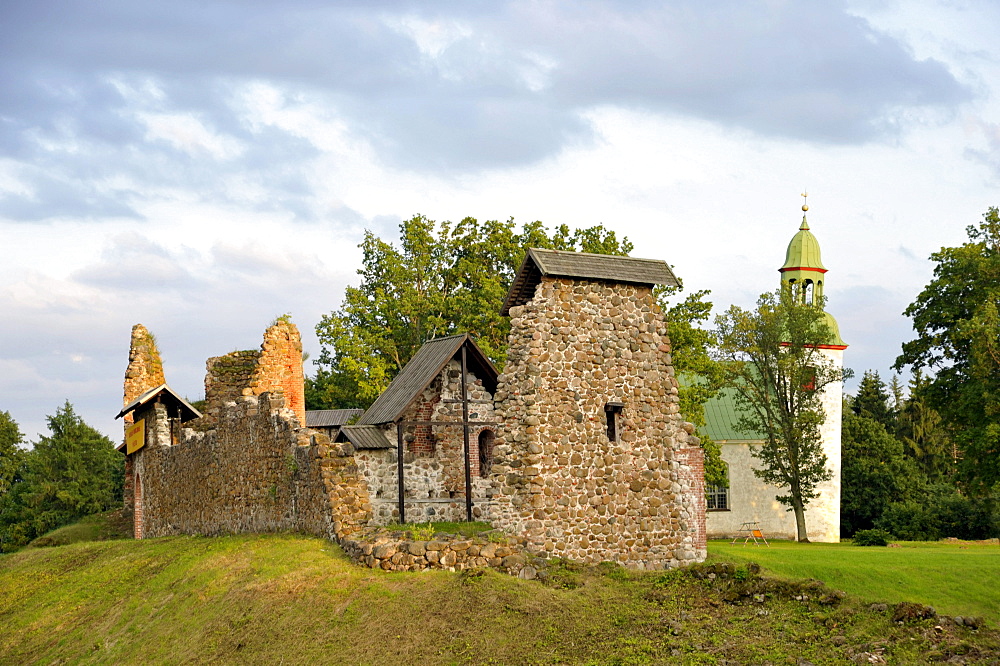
left=875, top=486, right=999, bottom=541
left=933, top=492, right=996, bottom=540
left=876, top=501, right=938, bottom=541
left=853, top=528, right=892, bottom=546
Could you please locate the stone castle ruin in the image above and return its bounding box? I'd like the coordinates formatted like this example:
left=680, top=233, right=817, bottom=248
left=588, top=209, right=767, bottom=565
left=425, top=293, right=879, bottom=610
left=118, top=249, right=707, bottom=570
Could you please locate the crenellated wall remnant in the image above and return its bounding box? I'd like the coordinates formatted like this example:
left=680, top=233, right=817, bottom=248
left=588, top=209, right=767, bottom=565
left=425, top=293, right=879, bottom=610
left=200, top=319, right=306, bottom=429
left=129, top=392, right=370, bottom=541
left=121, top=317, right=370, bottom=544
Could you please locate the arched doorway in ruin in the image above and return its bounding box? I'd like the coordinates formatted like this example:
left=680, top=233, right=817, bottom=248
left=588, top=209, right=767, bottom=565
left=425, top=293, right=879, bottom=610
left=478, top=429, right=495, bottom=477
left=134, top=472, right=144, bottom=539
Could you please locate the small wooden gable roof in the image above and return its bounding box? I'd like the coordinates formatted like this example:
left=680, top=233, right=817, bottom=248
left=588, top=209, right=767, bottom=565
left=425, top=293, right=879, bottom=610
left=501, top=247, right=680, bottom=315
left=306, top=409, right=364, bottom=428
left=115, top=383, right=202, bottom=422
left=336, top=425, right=393, bottom=450
left=358, top=333, right=498, bottom=426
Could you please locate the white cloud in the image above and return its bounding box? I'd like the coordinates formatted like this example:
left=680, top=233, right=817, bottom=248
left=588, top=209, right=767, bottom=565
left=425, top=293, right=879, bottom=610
left=386, top=15, right=474, bottom=60
left=135, top=112, right=246, bottom=160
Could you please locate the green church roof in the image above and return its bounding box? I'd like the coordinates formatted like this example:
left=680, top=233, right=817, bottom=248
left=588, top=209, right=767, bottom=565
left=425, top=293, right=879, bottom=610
left=820, top=310, right=846, bottom=348
left=780, top=212, right=826, bottom=271
left=700, top=387, right=764, bottom=442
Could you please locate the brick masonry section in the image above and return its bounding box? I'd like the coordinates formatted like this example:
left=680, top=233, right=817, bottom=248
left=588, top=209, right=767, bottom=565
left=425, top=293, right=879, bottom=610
left=201, top=319, right=307, bottom=430
left=676, top=446, right=707, bottom=553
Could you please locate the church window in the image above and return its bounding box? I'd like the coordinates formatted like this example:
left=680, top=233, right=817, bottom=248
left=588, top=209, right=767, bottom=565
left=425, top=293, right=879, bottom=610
left=706, top=464, right=729, bottom=511
left=801, top=366, right=817, bottom=392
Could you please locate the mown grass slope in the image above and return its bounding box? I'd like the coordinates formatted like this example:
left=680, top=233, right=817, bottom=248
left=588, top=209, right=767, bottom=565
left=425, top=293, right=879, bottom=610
left=708, top=539, right=1000, bottom=619
left=3, top=533, right=1000, bottom=665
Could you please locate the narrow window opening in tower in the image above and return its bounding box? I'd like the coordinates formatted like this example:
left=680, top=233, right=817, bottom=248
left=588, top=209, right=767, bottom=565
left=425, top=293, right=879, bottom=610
left=605, top=402, right=624, bottom=442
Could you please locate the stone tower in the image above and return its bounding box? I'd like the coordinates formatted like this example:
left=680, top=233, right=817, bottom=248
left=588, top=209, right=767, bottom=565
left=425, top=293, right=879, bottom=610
left=779, top=202, right=847, bottom=542
left=122, top=324, right=165, bottom=430
left=490, top=248, right=707, bottom=569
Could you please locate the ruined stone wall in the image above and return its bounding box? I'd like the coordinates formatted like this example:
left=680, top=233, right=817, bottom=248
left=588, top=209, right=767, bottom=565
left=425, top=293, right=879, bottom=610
left=131, top=392, right=371, bottom=541
left=491, top=277, right=706, bottom=569
left=356, top=452, right=497, bottom=525
left=201, top=350, right=261, bottom=428
left=341, top=530, right=538, bottom=577
left=200, top=320, right=307, bottom=430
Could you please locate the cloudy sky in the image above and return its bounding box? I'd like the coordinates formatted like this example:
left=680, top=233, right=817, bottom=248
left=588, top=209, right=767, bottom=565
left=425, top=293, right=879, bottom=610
left=2, top=0, right=998, bottom=441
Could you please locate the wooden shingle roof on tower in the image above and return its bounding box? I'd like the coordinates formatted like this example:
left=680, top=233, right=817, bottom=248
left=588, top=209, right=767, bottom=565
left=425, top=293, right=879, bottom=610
left=357, top=333, right=498, bottom=426
left=501, top=248, right=680, bottom=315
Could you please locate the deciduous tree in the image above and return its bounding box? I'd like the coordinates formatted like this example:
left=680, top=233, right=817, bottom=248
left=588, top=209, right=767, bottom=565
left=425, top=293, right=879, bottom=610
left=713, top=290, right=848, bottom=541
left=895, top=207, right=1000, bottom=493
left=311, top=216, right=634, bottom=407
left=312, top=215, right=727, bottom=483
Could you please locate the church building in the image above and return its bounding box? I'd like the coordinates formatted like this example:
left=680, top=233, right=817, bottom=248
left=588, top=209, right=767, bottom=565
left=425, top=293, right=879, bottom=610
left=703, top=203, right=847, bottom=542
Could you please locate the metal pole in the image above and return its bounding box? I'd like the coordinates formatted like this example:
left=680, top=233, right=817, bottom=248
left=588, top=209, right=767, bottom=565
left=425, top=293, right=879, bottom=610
left=461, top=345, right=473, bottom=522
left=396, top=420, right=405, bottom=524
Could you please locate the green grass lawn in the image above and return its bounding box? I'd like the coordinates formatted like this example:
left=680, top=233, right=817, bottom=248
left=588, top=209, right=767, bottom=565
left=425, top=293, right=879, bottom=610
left=709, top=539, right=1000, bottom=619
left=2, top=529, right=999, bottom=663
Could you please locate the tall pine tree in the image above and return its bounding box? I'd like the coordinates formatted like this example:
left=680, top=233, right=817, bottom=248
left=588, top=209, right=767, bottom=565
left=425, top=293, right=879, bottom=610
left=0, top=402, right=123, bottom=550
left=851, top=370, right=895, bottom=430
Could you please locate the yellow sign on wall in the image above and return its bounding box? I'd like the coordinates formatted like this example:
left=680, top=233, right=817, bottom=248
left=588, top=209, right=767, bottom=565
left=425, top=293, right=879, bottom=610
left=126, top=419, right=146, bottom=455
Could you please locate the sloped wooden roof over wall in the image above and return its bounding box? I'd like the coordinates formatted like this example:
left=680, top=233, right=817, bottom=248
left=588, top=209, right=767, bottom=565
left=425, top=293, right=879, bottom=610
left=337, top=425, right=393, bottom=450
left=501, top=247, right=680, bottom=315
left=306, top=409, right=364, bottom=428
left=357, top=333, right=498, bottom=426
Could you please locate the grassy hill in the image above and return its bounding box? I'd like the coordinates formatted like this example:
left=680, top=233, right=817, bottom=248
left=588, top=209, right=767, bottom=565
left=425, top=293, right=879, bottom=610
left=2, top=531, right=999, bottom=665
